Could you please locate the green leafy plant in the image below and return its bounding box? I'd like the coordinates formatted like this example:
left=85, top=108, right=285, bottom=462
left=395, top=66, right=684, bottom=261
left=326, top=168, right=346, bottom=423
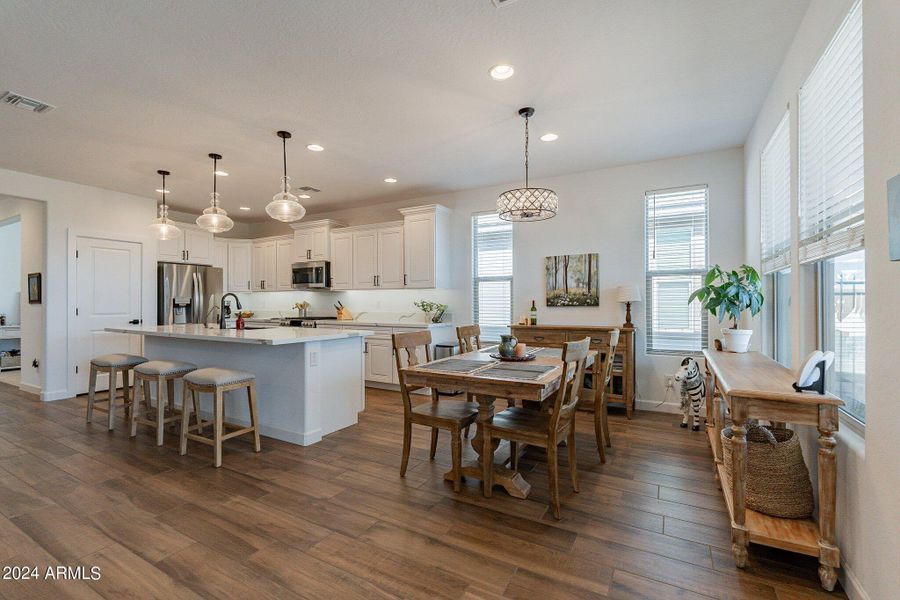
left=414, top=300, right=446, bottom=314
left=689, top=265, right=764, bottom=328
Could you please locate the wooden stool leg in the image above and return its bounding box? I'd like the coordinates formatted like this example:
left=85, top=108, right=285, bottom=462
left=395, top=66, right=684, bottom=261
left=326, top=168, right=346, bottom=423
left=193, top=389, right=203, bottom=435
left=167, top=378, right=176, bottom=415
left=107, top=367, right=118, bottom=431
left=247, top=382, right=261, bottom=453
left=179, top=384, right=191, bottom=456
left=451, top=425, right=462, bottom=493
left=213, top=388, right=224, bottom=468
left=594, top=408, right=606, bottom=463
left=130, top=374, right=142, bottom=437
left=548, top=442, right=561, bottom=519
left=568, top=427, right=579, bottom=493
left=429, top=428, right=439, bottom=460
left=122, top=369, right=132, bottom=422
left=602, top=397, right=611, bottom=447
left=400, top=419, right=412, bottom=477
left=87, top=365, right=98, bottom=423
left=156, top=375, right=166, bottom=446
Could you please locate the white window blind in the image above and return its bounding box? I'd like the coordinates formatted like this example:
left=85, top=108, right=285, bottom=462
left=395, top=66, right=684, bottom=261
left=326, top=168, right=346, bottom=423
left=798, top=0, right=863, bottom=264
left=472, top=212, right=513, bottom=341
left=645, top=185, right=709, bottom=354
left=760, top=111, right=792, bottom=274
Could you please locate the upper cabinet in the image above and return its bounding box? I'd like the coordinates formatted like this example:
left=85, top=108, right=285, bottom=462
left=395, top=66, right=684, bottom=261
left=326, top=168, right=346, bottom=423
left=376, top=225, right=404, bottom=289
left=251, top=240, right=277, bottom=291
left=212, top=239, right=228, bottom=271
left=330, top=231, right=353, bottom=290
left=275, top=238, right=295, bottom=291
left=156, top=222, right=214, bottom=265
left=226, top=241, right=252, bottom=293
left=291, top=219, right=343, bottom=262
left=349, top=223, right=405, bottom=289
left=399, top=205, right=451, bottom=288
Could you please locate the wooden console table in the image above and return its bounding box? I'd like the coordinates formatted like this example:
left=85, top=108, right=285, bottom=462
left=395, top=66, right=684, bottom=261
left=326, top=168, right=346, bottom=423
left=703, top=349, right=843, bottom=591
left=510, top=325, right=635, bottom=418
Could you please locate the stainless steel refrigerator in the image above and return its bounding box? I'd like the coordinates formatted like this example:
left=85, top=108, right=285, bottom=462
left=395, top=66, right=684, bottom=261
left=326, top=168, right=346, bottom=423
left=158, top=263, right=224, bottom=326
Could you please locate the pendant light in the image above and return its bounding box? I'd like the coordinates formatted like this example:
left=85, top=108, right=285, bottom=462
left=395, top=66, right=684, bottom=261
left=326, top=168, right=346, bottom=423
left=149, top=170, right=182, bottom=240
left=196, top=153, right=234, bottom=233
left=265, top=130, right=306, bottom=222
left=497, top=107, right=559, bottom=222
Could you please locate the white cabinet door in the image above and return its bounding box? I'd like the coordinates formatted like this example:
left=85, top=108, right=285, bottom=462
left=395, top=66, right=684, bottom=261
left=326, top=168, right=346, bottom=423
left=377, top=225, right=404, bottom=289
left=293, top=230, right=312, bottom=262
left=311, top=227, right=330, bottom=260
left=365, top=338, right=394, bottom=383
left=227, top=242, right=252, bottom=292
left=275, top=238, right=295, bottom=291
left=212, top=239, right=228, bottom=271
left=184, top=228, right=213, bottom=265
left=330, top=231, right=353, bottom=290
left=158, top=235, right=183, bottom=263
left=403, top=212, right=434, bottom=288
left=352, top=230, right=378, bottom=289
left=252, top=241, right=276, bottom=291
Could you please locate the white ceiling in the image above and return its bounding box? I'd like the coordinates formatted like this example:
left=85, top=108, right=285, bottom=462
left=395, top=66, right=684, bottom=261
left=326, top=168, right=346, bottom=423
left=0, top=0, right=808, bottom=221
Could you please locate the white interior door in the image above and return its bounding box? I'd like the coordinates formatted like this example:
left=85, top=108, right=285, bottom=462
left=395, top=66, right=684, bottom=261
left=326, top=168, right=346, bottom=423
left=74, top=236, right=142, bottom=394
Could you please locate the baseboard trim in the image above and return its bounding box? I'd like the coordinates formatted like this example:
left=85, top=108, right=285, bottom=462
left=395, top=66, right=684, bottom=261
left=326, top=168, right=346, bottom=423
left=841, top=561, right=869, bottom=600
left=40, top=388, right=72, bottom=402
left=635, top=398, right=683, bottom=414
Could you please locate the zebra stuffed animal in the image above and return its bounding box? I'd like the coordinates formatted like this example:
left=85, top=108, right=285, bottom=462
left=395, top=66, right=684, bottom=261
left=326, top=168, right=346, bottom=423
left=675, top=357, right=705, bottom=431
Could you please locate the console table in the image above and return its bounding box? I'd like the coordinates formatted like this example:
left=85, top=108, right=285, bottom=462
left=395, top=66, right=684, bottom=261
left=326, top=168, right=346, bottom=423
left=509, top=325, right=635, bottom=418
left=703, top=349, right=843, bottom=591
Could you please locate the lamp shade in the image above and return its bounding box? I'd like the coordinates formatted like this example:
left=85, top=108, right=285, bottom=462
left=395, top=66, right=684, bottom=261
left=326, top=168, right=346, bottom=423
left=616, top=285, right=642, bottom=303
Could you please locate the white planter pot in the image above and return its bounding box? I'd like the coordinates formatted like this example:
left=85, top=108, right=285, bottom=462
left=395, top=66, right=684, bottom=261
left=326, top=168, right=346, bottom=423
left=721, top=328, right=753, bottom=353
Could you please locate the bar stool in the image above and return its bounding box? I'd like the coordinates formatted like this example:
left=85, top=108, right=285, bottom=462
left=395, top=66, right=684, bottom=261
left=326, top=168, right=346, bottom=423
left=130, top=360, right=197, bottom=445
left=180, top=368, right=261, bottom=467
left=87, top=354, right=147, bottom=430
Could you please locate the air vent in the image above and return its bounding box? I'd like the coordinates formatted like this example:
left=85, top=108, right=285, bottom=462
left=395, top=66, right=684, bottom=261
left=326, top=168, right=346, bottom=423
left=491, top=0, right=521, bottom=7
left=0, top=92, right=56, bottom=113
left=297, top=186, right=321, bottom=193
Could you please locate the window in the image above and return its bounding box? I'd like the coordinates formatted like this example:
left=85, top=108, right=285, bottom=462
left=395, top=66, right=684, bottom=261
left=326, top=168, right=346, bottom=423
left=760, top=111, right=791, bottom=274
left=645, top=185, right=709, bottom=353
left=798, top=0, right=863, bottom=264
left=472, top=212, right=513, bottom=341
left=820, top=250, right=865, bottom=422
left=772, top=269, right=792, bottom=368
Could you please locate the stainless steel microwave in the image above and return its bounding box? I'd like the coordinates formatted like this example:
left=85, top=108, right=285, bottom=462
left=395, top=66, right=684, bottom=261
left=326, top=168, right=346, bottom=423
left=292, top=261, right=330, bottom=289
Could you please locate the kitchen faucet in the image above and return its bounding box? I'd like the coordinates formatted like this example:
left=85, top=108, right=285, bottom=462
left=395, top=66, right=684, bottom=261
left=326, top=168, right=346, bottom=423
left=219, top=293, right=243, bottom=329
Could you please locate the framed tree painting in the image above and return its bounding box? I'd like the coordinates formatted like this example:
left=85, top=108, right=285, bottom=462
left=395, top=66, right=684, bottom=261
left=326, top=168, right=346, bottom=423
left=27, top=273, right=41, bottom=304
left=545, top=254, right=599, bottom=306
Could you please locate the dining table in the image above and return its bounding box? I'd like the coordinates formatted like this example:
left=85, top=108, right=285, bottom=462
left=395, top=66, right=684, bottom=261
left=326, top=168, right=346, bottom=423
left=400, top=345, right=596, bottom=499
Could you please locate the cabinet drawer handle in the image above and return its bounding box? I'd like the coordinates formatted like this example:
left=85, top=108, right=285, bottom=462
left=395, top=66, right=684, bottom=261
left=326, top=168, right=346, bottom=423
left=404, top=274, right=407, bottom=286
left=534, top=336, right=545, bottom=341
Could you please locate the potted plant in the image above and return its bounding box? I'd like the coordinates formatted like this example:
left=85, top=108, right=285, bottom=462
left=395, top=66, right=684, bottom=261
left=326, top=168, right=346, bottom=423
left=689, top=264, right=764, bottom=353
left=413, top=300, right=448, bottom=323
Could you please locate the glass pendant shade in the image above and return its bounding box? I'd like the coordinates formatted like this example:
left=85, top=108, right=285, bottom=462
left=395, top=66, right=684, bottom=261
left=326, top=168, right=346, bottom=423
left=196, top=192, right=234, bottom=233
left=151, top=170, right=181, bottom=240
left=266, top=175, right=306, bottom=222
left=496, top=107, right=559, bottom=222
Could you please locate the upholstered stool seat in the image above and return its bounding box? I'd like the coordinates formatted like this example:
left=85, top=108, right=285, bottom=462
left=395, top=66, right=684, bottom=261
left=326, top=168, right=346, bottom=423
left=181, top=368, right=261, bottom=467
left=131, top=360, right=198, bottom=446
left=87, top=354, right=147, bottom=430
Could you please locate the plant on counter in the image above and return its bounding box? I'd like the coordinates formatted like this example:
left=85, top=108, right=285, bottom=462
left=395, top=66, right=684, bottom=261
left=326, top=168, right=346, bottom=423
left=689, top=264, right=763, bottom=353
left=414, top=300, right=448, bottom=323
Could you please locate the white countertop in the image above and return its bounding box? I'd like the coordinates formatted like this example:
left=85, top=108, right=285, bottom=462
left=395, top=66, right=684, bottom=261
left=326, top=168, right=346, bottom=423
left=313, top=319, right=452, bottom=328
left=106, top=324, right=373, bottom=346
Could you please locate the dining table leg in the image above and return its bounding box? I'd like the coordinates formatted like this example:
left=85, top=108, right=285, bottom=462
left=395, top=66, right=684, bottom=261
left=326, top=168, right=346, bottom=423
left=442, top=394, right=532, bottom=499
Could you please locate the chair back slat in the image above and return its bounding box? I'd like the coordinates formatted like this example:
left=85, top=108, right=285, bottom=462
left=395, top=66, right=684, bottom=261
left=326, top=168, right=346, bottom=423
left=549, top=338, right=591, bottom=432
left=600, top=329, right=620, bottom=395
left=392, top=330, right=433, bottom=413
left=456, top=324, right=482, bottom=354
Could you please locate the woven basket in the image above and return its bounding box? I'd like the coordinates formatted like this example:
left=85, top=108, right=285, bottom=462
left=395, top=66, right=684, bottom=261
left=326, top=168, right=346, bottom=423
left=721, top=424, right=814, bottom=519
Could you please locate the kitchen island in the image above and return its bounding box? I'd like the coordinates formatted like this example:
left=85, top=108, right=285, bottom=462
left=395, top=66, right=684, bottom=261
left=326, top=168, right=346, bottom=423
left=106, top=324, right=372, bottom=445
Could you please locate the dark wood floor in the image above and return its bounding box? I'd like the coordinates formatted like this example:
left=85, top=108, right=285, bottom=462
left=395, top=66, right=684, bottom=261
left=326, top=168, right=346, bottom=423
left=0, top=383, right=845, bottom=600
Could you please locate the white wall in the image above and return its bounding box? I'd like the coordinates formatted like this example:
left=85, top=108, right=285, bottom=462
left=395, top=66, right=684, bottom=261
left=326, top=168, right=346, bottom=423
left=0, top=169, right=157, bottom=400
left=742, top=0, right=900, bottom=597
left=0, top=217, right=21, bottom=324
left=0, top=196, right=45, bottom=392
left=240, top=147, right=746, bottom=409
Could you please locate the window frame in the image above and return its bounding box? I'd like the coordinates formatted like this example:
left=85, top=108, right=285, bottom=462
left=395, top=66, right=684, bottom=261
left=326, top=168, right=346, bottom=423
left=644, top=184, right=710, bottom=355
left=471, top=211, right=513, bottom=342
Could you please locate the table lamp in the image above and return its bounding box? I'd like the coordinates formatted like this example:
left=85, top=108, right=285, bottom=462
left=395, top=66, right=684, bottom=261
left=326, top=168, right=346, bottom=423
left=616, top=285, right=642, bottom=329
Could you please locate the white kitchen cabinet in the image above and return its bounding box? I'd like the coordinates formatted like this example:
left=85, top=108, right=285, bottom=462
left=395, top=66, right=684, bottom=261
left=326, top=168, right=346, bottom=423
left=364, top=336, right=395, bottom=383
left=377, top=225, right=404, bottom=289
left=352, top=229, right=378, bottom=289
left=275, top=238, right=295, bottom=291
left=330, top=231, right=353, bottom=290
left=227, top=241, right=252, bottom=292
left=291, top=219, right=343, bottom=262
left=399, top=204, right=451, bottom=288
left=156, top=222, right=214, bottom=265
left=251, top=240, right=276, bottom=291
left=212, top=239, right=228, bottom=271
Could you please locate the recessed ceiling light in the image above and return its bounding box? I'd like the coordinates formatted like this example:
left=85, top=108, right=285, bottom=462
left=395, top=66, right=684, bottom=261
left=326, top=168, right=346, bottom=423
left=239, top=206, right=251, bottom=211
left=489, top=64, right=515, bottom=81
left=307, top=144, right=324, bottom=152
left=155, top=188, right=170, bottom=194
left=540, top=133, right=559, bottom=142
left=214, top=170, right=229, bottom=176
left=298, top=194, right=311, bottom=199
left=384, top=177, right=397, bottom=183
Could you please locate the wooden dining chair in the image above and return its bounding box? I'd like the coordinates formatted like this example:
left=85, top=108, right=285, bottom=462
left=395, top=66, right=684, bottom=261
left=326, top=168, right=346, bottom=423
left=457, top=324, right=516, bottom=411
left=393, top=330, right=478, bottom=492
left=594, top=328, right=620, bottom=463
left=482, top=337, right=591, bottom=519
